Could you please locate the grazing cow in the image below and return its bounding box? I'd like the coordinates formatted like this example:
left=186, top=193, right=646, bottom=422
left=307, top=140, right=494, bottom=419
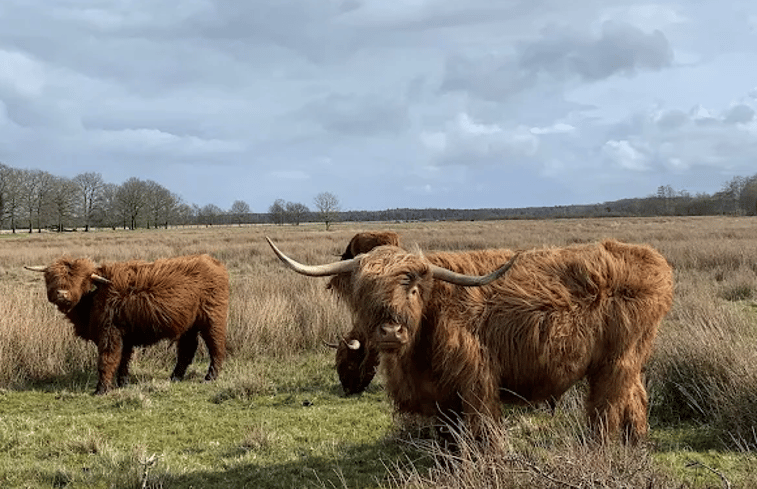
left=267, top=238, right=673, bottom=443
left=324, top=231, right=400, bottom=395
left=26, top=254, right=229, bottom=394
left=337, top=230, right=401, bottom=260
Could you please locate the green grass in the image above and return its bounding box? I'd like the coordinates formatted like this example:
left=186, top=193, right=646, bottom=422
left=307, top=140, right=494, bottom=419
left=0, top=353, right=426, bottom=489
left=2, top=354, right=757, bottom=488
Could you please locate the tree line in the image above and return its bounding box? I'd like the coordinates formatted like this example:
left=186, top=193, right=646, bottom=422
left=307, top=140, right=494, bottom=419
left=0, top=164, right=252, bottom=232
left=0, top=162, right=344, bottom=232
left=2, top=160, right=757, bottom=233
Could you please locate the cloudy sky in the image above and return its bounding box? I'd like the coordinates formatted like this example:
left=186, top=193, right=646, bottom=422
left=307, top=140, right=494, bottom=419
left=1, top=1, right=756, bottom=212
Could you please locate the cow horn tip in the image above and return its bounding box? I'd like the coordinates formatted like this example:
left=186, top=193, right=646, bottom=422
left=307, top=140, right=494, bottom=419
left=91, top=273, right=111, bottom=284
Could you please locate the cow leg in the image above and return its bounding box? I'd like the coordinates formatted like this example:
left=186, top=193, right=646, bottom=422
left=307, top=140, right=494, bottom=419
left=116, top=342, right=134, bottom=387
left=95, top=332, right=123, bottom=395
left=199, top=324, right=225, bottom=381
left=586, top=362, right=649, bottom=444
left=171, top=329, right=199, bottom=381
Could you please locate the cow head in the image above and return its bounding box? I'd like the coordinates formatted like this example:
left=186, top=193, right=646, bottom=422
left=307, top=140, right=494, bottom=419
left=339, top=231, right=401, bottom=260
left=25, top=258, right=111, bottom=313
left=267, top=237, right=518, bottom=356
left=326, top=330, right=381, bottom=395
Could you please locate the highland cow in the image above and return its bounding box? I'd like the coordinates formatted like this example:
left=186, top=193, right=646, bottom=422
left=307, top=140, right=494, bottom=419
left=26, top=254, right=229, bottom=394
left=324, top=231, right=400, bottom=395
left=267, top=238, right=673, bottom=443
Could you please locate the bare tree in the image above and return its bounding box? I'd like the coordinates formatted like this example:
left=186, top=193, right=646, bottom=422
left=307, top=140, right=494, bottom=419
left=73, top=172, right=105, bottom=231
left=719, top=176, right=746, bottom=215
left=49, top=176, right=79, bottom=232
left=117, top=177, right=149, bottom=230
left=268, top=199, right=286, bottom=225
left=313, top=192, right=340, bottom=230
left=2, top=167, right=22, bottom=233
left=144, top=180, right=179, bottom=229
left=20, top=169, right=55, bottom=233
left=198, top=204, right=223, bottom=226
left=285, top=201, right=309, bottom=226
left=175, top=202, right=195, bottom=227
left=0, top=163, right=7, bottom=226
left=229, top=200, right=251, bottom=226
left=97, top=183, right=120, bottom=229
left=738, top=174, right=757, bottom=216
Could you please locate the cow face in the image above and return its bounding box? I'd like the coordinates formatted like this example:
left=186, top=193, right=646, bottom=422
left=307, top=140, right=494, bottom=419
left=352, top=249, right=432, bottom=354
left=335, top=330, right=380, bottom=395
left=43, top=258, right=99, bottom=313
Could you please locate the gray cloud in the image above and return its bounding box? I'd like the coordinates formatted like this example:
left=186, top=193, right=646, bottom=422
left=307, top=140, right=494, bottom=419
left=303, top=93, right=411, bottom=136
left=441, top=20, right=674, bottom=104
left=723, top=104, right=755, bottom=124
left=519, top=21, right=673, bottom=81
left=655, top=109, right=688, bottom=131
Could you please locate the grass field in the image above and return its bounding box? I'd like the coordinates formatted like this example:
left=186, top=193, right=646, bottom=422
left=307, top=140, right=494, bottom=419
left=1, top=217, right=757, bottom=488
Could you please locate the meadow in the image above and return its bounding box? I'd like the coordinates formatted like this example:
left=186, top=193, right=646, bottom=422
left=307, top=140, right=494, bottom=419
left=1, top=216, right=757, bottom=488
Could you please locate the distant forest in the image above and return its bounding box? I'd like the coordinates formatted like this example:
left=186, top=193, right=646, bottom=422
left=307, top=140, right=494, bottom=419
left=1, top=161, right=757, bottom=232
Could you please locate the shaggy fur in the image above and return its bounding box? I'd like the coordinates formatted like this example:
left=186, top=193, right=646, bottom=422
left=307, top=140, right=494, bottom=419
left=37, top=254, right=229, bottom=394
left=328, top=231, right=400, bottom=395
left=339, top=231, right=401, bottom=260
left=330, top=239, right=673, bottom=443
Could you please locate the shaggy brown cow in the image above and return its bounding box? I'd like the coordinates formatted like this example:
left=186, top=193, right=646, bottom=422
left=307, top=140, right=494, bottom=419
left=325, top=231, right=400, bottom=395
left=26, top=254, right=229, bottom=394
left=267, top=238, right=673, bottom=443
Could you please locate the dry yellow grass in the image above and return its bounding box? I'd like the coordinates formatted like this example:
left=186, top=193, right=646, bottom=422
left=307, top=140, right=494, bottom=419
left=3, top=217, right=757, bottom=438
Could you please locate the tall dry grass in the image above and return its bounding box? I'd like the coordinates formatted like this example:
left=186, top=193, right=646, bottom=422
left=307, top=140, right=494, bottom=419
left=2, top=217, right=757, bottom=454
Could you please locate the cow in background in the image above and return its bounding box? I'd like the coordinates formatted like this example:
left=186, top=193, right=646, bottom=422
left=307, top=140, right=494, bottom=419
left=324, top=231, right=400, bottom=395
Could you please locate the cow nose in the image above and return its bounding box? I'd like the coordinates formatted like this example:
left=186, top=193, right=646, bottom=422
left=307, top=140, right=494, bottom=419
left=381, top=324, right=400, bottom=337
left=380, top=324, right=408, bottom=344
left=56, top=290, right=70, bottom=301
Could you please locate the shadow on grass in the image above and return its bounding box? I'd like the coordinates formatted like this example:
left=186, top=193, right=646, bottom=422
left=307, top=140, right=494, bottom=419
left=17, top=368, right=97, bottom=393
left=651, top=421, right=724, bottom=452
left=14, top=367, right=208, bottom=394
left=149, top=439, right=427, bottom=489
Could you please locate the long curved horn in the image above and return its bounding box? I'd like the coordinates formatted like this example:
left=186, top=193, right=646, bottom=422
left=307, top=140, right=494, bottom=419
left=24, top=265, right=47, bottom=272
left=266, top=237, right=359, bottom=277
left=91, top=273, right=111, bottom=284
left=322, top=339, right=339, bottom=349
left=430, top=253, right=519, bottom=287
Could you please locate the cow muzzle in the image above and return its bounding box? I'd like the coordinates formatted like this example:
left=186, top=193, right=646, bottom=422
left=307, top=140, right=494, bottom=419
left=378, top=323, right=409, bottom=349
left=53, top=290, right=74, bottom=312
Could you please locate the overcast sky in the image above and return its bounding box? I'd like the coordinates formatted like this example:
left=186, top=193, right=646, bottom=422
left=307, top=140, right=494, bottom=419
left=1, top=1, right=756, bottom=212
